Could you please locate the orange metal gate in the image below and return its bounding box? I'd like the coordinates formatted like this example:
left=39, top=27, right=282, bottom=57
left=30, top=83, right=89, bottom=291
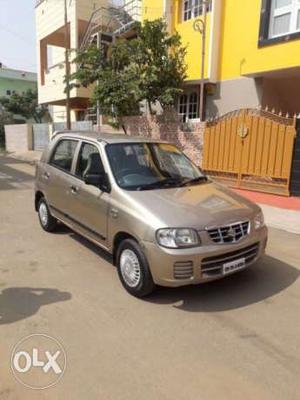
left=202, top=109, right=296, bottom=196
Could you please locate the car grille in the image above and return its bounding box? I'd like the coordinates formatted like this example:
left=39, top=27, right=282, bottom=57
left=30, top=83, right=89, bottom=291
left=174, top=261, right=194, bottom=280
left=207, top=221, right=250, bottom=244
left=201, top=242, right=259, bottom=278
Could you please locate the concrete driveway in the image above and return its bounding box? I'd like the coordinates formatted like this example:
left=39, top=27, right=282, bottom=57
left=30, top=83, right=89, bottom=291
left=0, top=155, right=300, bottom=400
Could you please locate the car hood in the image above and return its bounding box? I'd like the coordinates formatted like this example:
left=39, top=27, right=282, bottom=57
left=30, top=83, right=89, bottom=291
left=122, top=182, right=260, bottom=230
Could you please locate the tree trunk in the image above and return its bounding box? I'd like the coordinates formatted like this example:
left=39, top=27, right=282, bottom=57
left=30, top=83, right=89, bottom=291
left=147, top=100, right=154, bottom=115
left=121, top=123, right=128, bottom=135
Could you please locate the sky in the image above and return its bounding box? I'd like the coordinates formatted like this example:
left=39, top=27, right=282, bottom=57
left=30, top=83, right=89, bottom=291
left=0, top=0, right=37, bottom=72
left=0, top=0, right=124, bottom=73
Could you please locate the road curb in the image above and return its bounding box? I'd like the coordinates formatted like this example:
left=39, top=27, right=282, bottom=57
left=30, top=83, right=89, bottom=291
left=1, top=151, right=41, bottom=166
left=260, top=204, right=300, bottom=235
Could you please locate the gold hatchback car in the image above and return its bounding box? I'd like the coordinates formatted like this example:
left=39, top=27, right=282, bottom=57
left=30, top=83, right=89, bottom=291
left=35, top=131, right=268, bottom=297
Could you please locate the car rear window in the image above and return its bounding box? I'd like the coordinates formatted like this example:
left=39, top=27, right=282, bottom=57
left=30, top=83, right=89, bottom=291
left=50, top=139, right=78, bottom=173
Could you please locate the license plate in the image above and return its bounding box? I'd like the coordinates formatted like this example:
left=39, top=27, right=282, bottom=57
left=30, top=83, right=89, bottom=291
left=223, top=258, right=246, bottom=275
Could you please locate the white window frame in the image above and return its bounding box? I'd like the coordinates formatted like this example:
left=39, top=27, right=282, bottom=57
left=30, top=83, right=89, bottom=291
left=178, top=94, right=188, bottom=122
left=178, top=92, right=199, bottom=122
left=269, top=0, right=300, bottom=38
left=188, top=92, right=199, bottom=119
left=182, top=0, right=212, bottom=22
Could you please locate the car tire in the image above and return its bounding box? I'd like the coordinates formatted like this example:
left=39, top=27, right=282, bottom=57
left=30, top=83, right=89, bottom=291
left=116, top=239, right=155, bottom=298
left=38, top=197, right=57, bottom=232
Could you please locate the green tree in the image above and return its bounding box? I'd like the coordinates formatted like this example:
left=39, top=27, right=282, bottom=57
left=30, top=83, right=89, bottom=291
left=70, top=40, right=142, bottom=132
left=70, top=19, right=187, bottom=130
left=0, top=89, right=49, bottom=123
left=136, top=19, right=187, bottom=112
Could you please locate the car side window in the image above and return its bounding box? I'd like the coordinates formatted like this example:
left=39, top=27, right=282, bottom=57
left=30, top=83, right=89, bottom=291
left=50, top=139, right=78, bottom=173
left=76, top=142, right=105, bottom=179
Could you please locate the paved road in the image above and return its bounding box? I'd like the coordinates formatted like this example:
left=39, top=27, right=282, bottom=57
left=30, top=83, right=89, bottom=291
left=0, top=155, right=300, bottom=400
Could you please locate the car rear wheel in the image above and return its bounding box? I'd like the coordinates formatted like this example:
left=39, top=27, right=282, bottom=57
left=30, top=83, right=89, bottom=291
left=38, top=197, right=57, bottom=232
left=117, top=239, right=155, bottom=298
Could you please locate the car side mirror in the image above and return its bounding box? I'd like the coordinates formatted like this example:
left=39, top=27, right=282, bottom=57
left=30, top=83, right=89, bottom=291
left=84, top=173, right=110, bottom=193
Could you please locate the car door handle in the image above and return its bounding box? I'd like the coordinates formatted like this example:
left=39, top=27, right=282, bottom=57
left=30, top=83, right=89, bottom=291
left=70, top=185, right=79, bottom=194
left=43, top=172, right=50, bottom=180
left=110, top=208, right=118, bottom=218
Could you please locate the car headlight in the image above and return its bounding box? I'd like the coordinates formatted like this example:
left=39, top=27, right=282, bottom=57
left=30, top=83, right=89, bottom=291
left=156, top=228, right=200, bottom=248
left=254, top=211, right=265, bottom=230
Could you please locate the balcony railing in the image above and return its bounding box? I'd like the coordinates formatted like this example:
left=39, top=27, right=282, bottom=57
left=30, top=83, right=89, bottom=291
left=80, top=0, right=142, bottom=50
left=35, top=0, right=46, bottom=7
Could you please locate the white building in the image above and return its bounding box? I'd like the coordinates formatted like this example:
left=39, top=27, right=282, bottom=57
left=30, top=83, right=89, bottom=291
left=35, top=0, right=141, bottom=123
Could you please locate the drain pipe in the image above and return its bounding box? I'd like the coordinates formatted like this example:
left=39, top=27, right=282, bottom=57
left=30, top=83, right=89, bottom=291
left=163, top=0, right=171, bottom=31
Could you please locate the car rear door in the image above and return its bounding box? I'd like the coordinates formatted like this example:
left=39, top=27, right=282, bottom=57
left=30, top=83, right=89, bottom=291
left=44, top=138, right=79, bottom=217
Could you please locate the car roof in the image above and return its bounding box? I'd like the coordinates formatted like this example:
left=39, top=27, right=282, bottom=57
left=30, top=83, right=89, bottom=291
left=53, top=130, right=167, bottom=145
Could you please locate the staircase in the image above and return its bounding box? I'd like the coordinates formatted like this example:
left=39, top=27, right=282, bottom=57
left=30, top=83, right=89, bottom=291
left=80, top=0, right=142, bottom=51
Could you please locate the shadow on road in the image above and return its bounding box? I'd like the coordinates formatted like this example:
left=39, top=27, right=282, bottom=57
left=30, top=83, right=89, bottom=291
left=0, top=156, right=33, bottom=191
left=145, top=256, right=300, bottom=312
left=54, top=224, right=114, bottom=264
left=34, top=212, right=300, bottom=314
left=53, top=225, right=299, bottom=313
left=0, top=287, right=71, bottom=325
left=70, top=232, right=114, bottom=264
left=0, top=155, right=26, bottom=165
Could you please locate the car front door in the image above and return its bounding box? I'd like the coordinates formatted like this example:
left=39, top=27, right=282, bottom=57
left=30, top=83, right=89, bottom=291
left=68, top=141, right=110, bottom=246
left=45, top=138, right=79, bottom=216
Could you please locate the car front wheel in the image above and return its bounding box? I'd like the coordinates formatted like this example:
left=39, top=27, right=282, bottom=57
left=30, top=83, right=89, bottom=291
left=38, top=197, right=57, bottom=232
left=117, top=239, right=155, bottom=298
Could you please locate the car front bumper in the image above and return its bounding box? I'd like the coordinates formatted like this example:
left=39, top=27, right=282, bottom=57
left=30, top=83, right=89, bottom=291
left=142, top=226, right=268, bottom=287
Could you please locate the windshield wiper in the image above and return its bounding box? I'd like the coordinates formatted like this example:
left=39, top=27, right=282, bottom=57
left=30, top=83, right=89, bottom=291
left=178, top=176, right=208, bottom=187
left=136, top=178, right=183, bottom=191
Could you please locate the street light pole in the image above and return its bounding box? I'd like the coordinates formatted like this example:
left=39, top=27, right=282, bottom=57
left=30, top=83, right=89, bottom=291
left=193, top=0, right=210, bottom=122
left=96, top=32, right=101, bottom=132
left=64, top=0, right=71, bottom=130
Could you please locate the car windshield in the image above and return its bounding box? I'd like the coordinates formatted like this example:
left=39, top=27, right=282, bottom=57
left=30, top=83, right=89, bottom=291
left=105, top=142, right=207, bottom=191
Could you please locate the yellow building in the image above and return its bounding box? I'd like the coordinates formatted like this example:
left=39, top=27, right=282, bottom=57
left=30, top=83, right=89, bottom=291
left=36, top=0, right=300, bottom=122
left=143, top=0, right=300, bottom=120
